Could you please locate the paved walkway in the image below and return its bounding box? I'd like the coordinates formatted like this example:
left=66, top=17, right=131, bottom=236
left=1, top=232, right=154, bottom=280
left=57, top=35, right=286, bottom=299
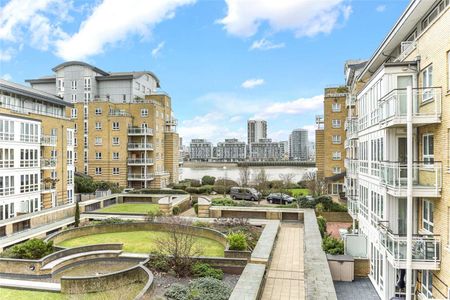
left=261, top=223, right=305, bottom=300
left=0, top=278, right=60, bottom=291
left=334, top=278, right=380, bottom=300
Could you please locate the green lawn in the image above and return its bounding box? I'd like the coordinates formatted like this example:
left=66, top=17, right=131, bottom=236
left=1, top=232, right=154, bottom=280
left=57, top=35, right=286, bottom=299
left=288, top=188, right=310, bottom=197
left=58, top=231, right=224, bottom=257
left=0, top=284, right=144, bottom=300
left=96, top=203, right=159, bottom=214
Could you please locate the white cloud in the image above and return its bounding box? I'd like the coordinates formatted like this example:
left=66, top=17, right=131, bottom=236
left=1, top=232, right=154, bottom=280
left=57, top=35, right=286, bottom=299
left=0, top=47, right=14, bottom=61
left=241, top=78, right=265, bottom=89
left=376, top=5, right=386, bottom=12
left=0, top=0, right=70, bottom=52
left=151, top=41, right=165, bottom=57
left=55, top=0, right=195, bottom=60
left=218, top=0, right=351, bottom=38
left=1, top=73, right=12, bottom=81
left=250, top=38, right=285, bottom=51
left=253, top=95, right=323, bottom=119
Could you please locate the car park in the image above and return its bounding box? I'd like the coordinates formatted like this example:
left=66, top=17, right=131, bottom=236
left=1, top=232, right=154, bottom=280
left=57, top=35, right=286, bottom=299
left=230, top=187, right=261, bottom=201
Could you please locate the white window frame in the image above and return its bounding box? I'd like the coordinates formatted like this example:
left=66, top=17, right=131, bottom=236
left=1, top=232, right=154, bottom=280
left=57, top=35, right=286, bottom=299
left=422, top=199, right=434, bottom=233
left=95, top=152, right=102, bottom=160
left=331, top=103, right=341, bottom=112
left=421, top=270, right=433, bottom=299
left=141, top=109, right=148, bottom=117
left=112, top=137, right=119, bottom=145
left=332, top=151, right=341, bottom=160
left=113, top=167, right=119, bottom=175
left=95, top=137, right=102, bottom=145
left=332, top=166, right=342, bottom=174
left=332, top=135, right=342, bottom=144
left=84, top=77, right=91, bottom=91
left=95, top=122, right=102, bottom=130
left=71, top=80, right=77, bottom=90
left=71, top=108, right=77, bottom=118
left=332, top=119, right=341, bottom=128
left=95, top=108, right=102, bottom=115
left=71, top=94, right=77, bottom=103
left=95, top=167, right=102, bottom=175
left=423, top=134, right=434, bottom=164
left=422, top=64, right=433, bottom=102
left=112, top=122, right=119, bottom=130
left=112, top=152, right=119, bottom=160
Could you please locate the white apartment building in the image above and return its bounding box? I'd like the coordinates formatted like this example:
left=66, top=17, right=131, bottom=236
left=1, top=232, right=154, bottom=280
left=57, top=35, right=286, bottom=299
left=345, top=1, right=450, bottom=299
left=189, top=139, right=213, bottom=161
left=216, top=138, right=246, bottom=162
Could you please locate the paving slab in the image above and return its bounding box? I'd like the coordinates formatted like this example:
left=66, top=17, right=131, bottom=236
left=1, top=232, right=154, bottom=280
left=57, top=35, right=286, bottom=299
left=334, top=277, right=381, bottom=300
left=0, top=278, right=61, bottom=291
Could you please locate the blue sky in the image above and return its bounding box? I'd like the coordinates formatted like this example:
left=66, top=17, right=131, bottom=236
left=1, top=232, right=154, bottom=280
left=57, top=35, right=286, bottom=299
left=0, top=0, right=409, bottom=145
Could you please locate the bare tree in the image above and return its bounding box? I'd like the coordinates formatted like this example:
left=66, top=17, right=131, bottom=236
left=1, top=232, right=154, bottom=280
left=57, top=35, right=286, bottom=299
left=279, top=173, right=296, bottom=194
left=254, top=168, right=269, bottom=196
left=153, top=217, right=202, bottom=276
left=239, top=166, right=251, bottom=187
left=302, top=170, right=327, bottom=197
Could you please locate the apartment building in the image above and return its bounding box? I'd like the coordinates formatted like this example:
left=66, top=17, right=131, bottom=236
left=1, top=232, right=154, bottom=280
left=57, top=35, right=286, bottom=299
left=344, top=1, right=450, bottom=299
left=0, top=79, right=74, bottom=225
left=27, top=61, right=179, bottom=189
left=248, top=138, right=285, bottom=161
left=216, top=138, right=246, bottom=162
left=247, top=119, right=267, bottom=145
left=289, top=129, right=309, bottom=161
left=315, top=87, right=348, bottom=195
left=189, top=139, right=213, bottom=161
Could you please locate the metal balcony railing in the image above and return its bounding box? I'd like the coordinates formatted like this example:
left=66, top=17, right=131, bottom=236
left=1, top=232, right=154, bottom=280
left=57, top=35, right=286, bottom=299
left=127, top=158, right=154, bottom=165
left=41, top=135, right=57, bottom=146
left=127, top=143, right=153, bottom=150
left=378, top=87, right=441, bottom=126
left=346, top=94, right=356, bottom=107
left=345, top=117, right=358, bottom=139
left=41, top=158, right=56, bottom=169
left=379, top=161, right=442, bottom=196
left=378, top=221, right=440, bottom=269
left=127, top=174, right=155, bottom=180
left=41, top=183, right=56, bottom=193
left=347, top=195, right=359, bottom=219
left=345, top=159, right=359, bottom=177
left=128, top=127, right=153, bottom=135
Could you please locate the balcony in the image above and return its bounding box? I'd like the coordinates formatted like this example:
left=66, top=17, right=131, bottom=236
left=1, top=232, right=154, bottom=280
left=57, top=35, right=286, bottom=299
left=345, top=117, right=358, bottom=139
left=378, top=222, right=440, bottom=270
left=40, top=183, right=56, bottom=193
left=379, top=161, right=442, bottom=197
left=127, top=173, right=155, bottom=181
left=127, top=143, right=153, bottom=150
left=128, top=127, right=153, bottom=136
left=345, top=159, right=359, bottom=178
left=347, top=195, right=359, bottom=219
left=41, top=158, right=56, bottom=169
left=378, top=87, right=441, bottom=128
left=41, top=135, right=57, bottom=146
left=127, top=158, right=154, bottom=165
left=346, top=94, right=356, bottom=107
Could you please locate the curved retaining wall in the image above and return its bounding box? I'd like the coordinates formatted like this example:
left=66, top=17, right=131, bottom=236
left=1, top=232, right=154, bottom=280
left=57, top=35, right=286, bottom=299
left=45, top=222, right=228, bottom=249
left=60, top=258, right=154, bottom=299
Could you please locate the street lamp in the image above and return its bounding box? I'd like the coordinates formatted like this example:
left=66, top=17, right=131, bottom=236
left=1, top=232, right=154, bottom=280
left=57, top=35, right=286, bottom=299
left=223, top=166, right=227, bottom=197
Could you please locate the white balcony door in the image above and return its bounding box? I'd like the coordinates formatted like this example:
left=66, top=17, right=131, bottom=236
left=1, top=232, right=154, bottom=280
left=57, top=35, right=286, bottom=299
left=398, top=198, right=407, bottom=235
left=397, top=75, right=413, bottom=115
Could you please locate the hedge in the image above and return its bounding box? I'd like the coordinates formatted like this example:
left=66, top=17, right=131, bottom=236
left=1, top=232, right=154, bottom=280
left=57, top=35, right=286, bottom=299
left=129, top=189, right=188, bottom=195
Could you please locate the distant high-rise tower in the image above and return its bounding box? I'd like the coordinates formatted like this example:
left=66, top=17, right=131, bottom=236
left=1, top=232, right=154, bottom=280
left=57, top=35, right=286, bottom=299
left=247, top=120, right=267, bottom=145
left=289, top=129, right=309, bottom=160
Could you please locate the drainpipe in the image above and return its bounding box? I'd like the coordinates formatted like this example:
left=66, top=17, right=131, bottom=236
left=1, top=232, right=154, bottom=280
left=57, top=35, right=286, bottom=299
left=406, top=85, right=413, bottom=300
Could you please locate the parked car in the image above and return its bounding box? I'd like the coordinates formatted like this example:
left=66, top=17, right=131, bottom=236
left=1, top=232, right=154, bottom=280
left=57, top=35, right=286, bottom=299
left=122, top=188, right=134, bottom=193
left=266, top=193, right=295, bottom=204
left=230, top=187, right=261, bottom=201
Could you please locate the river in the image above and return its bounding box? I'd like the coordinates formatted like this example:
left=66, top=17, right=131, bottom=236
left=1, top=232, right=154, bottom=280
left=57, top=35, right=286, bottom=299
left=180, top=165, right=315, bottom=183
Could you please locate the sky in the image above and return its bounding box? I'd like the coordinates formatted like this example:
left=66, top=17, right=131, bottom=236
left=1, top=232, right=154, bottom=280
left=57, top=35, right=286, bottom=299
left=0, top=0, right=409, bottom=145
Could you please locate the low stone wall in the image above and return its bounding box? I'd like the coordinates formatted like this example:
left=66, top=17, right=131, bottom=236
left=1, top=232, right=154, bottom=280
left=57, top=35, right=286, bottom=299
left=45, top=222, right=228, bottom=249
left=319, top=211, right=352, bottom=223
left=229, top=263, right=266, bottom=300
left=158, top=195, right=191, bottom=215
left=251, top=221, right=280, bottom=264
left=209, top=206, right=304, bottom=221
left=224, top=249, right=252, bottom=260
left=60, top=259, right=154, bottom=298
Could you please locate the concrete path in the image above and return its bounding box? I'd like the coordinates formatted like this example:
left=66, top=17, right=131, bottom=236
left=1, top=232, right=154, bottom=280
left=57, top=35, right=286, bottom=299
left=261, top=222, right=305, bottom=300
left=180, top=207, right=196, bottom=217
left=0, top=278, right=61, bottom=291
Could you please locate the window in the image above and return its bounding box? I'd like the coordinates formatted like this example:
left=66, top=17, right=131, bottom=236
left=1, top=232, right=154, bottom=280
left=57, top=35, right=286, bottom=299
left=74, top=124, right=77, bottom=133
left=332, top=166, right=342, bottom=174
left=136, top=82, right=140, bottom=90
left=112, top=122, right=119, bottom=130
left=95, top=167, right=102, bottom=175
left=332, top=103, right=341, bottom=112
left=123, top=94, right=126, bottom=102
left=84, top=77, right=91, bottom=91
left=57, top=78, right=64, bottom=92
left=332, top=119, right=341, bottom=128
left=112, top=152, right=119, bottom=160
left=422, top=199, right=434, bottom=232
left=20, top=173, right=39, bottom=193
left=0, top=148, right=14, bottom=168
left=421, top=271, right=433, bottom=299
left=422, top=64, right=433, bottom=101
left=332, top=151, right=341, bottom=160
left=71, top=94, right=77, bottom=103
left=332, top=135, right=342, bottom=144
left=20, top=149, right=38, bottom=167
left=71, top=80, right=77, bottom=90
left=84, top=92, right=91, bottom=103
left=95, top=137, right=102, bottom=145
left=71, top=108, right=77, bottom=118
left=423, top=134, right=434, bottom=164
left=113, top=167, right=119, bottom=175
left=95, top=152, right=102, bottom=160
left=141, top=109, right=148, bottom=117
left=95, top=122, right=102, bottom=130
left=112, top=137, right=119, bottom=145
left=20, top=123, right=39, bottom=143
left=67, top=170, right=73, bottom=185
left=0, top=119, right=15, bottom=141
left=95, top=108, right=102, bottom=115
left=0, top=175, right=15, bottom=196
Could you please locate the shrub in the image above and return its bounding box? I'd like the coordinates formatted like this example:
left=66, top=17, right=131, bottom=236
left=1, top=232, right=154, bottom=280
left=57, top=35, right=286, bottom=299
left=149, top=252, right=171, bottom=272
left=322, top=235, right=344, bottom=255
left=146, top=210, right=163, bottom=222
left=1, top=239, right=54, bottom=259
left=95, top=217, right=132, bottom=225
left=201, top=176, right=216, bottom=186
left=297, top=196, right=317, bottom=209
left=213, top=179, right=238, bottom=194
left=191, top=262, right=224, bottom=280
left=317, top=216, right=327, bottom=238
left=173, top=184, right=188, bottom=190
left=172, top=206, right=181, bottom=215
left=191, top=197, right=198, bottom=206
left=185, top=179, right=201, bottom=187
left=329, top=202, right=348, bottom=212
left=211, top=198, right=256, bottom=207
left=165, top=278, right=231, bottom=300
left=316, top=203, right=325, bottom=213
left=130, top=189, right=187, bottom=195
left=193, top=203, right=199, bottom=215
left=198, top=185, right=213, bottom=194
left=227, top=232, right=247, bottom=251
left=186, top=187, right=200, bottom=194
left=74, top=175, right=96, bottom=193
left=74, top=201, right=80, bottom=227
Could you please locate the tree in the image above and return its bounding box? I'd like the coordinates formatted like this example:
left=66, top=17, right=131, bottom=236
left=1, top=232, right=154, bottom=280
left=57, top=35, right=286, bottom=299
left=254, top=168, right=269, bottom=196
left=153, top=217, right=202, bottom=276
left=238, top=166, right=251, bottom=187
left=201, top=175, right=216, bottom=186
left=279, top=173, right=296, bottom=194
left=302, top=170, right=327, bottom=197
left=74, top=201, right=80, bottom=227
